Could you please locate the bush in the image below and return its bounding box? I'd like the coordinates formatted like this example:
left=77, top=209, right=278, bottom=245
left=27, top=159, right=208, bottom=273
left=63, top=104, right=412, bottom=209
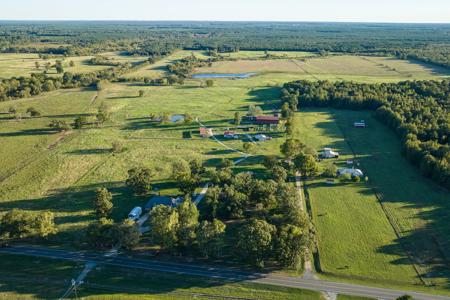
left=206, top=79, right=214, bottom=87
left=339, top=173, right=352, bottom=182
left=352, top=175, right=361, bottom=182
left=322, top=164, right=337, bottom=177
left=26, top=107, right=41, bottom=117
left=111, top=141, right=125, bottom=153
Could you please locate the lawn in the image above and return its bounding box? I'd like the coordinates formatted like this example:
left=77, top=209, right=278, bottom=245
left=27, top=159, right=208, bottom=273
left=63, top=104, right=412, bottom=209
left=294, top=109, right=450, bottom=289
left=0, top=254, right=82, bottom=299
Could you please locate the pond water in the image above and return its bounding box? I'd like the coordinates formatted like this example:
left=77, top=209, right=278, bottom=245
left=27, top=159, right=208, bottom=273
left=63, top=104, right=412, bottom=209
left=192, top=73, right=256, bottom=79
left=171, top=114, right=185, bottom=122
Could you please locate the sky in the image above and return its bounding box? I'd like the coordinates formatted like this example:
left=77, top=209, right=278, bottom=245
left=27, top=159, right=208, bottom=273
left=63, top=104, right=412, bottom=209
left=1, top=0, right=450, bottom=23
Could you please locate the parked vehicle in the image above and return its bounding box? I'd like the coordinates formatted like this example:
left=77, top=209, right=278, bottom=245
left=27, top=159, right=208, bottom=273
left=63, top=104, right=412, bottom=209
left=128, top=207, right=142, bottom=221
left=320, top=148, right=339, bottom=158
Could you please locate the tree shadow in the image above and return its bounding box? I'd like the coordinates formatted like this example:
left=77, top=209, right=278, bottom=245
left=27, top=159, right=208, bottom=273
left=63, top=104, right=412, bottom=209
left=66, top=148, right=111, bottom=155
left=0, top=128, right=57, bottom=137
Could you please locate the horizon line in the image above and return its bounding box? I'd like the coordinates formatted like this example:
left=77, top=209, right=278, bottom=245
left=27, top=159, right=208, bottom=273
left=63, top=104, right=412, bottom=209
left=0, top=19, right=449, bottom=25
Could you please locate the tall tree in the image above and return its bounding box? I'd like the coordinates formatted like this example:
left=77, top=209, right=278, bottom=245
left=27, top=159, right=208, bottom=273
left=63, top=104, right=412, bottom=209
left=126, top=167, right=153, bottom=195
left=93, top=188, right=113, bottom=218
left=237, top=219, right=276, bottom=267
left=197, top=219, right=226, bottom=258
left=294, top=153, right=319, bottom=177
left=280, top=139, right=305, bottom=159
left=276, top=224, right=310, bottom=270
left=177, top=197, right=199, bottom=250
left=149, top=205, right=179, bottom=251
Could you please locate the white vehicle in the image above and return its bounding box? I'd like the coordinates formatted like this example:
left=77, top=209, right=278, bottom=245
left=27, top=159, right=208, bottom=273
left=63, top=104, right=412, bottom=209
left=128, top=206, right=142, bottom=221
left=321, top=148, right=339, bottom=158
left=254, top=134, right=271, bottom=142
left=337, top=168, right=364, bottom=177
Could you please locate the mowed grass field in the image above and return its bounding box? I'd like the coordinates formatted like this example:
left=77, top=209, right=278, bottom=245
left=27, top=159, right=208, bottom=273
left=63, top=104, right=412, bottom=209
left=0, top=52, right=147, bottom=78
left=294, top=109, right=450, bottom=290
left=195, top=55, right=450, bottom=82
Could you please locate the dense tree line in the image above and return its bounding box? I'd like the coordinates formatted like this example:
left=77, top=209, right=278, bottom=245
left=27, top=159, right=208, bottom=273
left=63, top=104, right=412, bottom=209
left=1, top=22, right=449, bottom=70
left=282, top=80, right=450, bottom=189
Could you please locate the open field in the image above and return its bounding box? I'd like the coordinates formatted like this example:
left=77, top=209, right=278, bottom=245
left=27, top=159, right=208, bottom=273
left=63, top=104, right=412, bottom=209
left=195, top=55, right=450, bottom=82
left=0, top=78, right=281, bottom=245
left=1, top=49, right=450, bottom=296
left=294, top=109, right=450, bottom=289
left=0, top=254, right=81, bottom=299
left=124, top=50, right=210, bottom=79
left=0, top=52, right=147, bottom=78
left=0, top=254, right=325, bottom=300
left=217, top=50, right=317, bottom=59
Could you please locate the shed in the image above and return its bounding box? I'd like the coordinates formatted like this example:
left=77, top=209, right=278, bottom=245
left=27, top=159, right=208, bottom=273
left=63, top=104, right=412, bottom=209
left=199, top=127, right=213, bottom=138
left=255, top=116, right=280, bottom=125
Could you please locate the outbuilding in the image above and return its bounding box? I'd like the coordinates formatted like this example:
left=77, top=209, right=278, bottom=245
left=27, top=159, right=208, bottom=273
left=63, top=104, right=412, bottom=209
left=199, top=127, right=213, bottom=138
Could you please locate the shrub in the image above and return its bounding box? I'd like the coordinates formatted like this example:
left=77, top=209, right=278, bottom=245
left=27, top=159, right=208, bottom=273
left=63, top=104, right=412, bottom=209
left=322, top=164, right=337, bottom=177
left=352, top=175, right=361, bottom=183
left=339, top=173, right=352, bottom=182
left=111, top=141, right=125, bottom=153
left=26, top=107, right=41, bottom=117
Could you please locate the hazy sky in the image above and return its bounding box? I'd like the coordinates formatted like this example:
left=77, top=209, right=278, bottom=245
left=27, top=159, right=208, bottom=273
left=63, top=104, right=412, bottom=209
left=1, top=0, right=450, bottom=23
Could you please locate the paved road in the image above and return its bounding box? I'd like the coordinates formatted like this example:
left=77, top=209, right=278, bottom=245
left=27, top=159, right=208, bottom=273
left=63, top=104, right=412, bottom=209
left=1, top=246, right=448, bottom=300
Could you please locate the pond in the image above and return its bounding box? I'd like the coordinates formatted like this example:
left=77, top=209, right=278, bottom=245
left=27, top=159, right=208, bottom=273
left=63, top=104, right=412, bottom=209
left=192, top=73, right=256, bottom=79
left=170, top=114, right=185, bottom=123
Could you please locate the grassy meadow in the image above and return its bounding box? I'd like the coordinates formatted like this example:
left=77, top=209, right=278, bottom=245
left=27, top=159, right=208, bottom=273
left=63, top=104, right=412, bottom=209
left=0, top=254, right=325, bottom=300
left=294, top=109, right=450, bottom=290
left=1, top=50, right=450, bottom=295
left=195, top=54, right=450, bottom=82
left=0, top=52, right=147, bottom=79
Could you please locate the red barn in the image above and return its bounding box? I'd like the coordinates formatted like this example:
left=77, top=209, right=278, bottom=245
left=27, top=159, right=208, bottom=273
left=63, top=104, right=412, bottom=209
left=255, top=116, right=280, bottom=125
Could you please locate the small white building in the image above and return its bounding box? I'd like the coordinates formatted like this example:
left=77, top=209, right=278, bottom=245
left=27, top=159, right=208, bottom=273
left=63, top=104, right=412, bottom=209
left=321, top=148, right=339, bottom=158
left=337, top=168, right=364, bottom=177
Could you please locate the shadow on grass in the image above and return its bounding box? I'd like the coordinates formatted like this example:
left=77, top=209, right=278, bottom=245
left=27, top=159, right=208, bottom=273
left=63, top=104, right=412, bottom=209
left=304, top=107, right=450, bottom=287
left=66, top=148, right=111, bottom=155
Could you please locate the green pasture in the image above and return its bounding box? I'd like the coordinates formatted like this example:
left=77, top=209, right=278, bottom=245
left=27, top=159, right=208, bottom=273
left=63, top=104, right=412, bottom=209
left=294, top=109, right=450, bottom=289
